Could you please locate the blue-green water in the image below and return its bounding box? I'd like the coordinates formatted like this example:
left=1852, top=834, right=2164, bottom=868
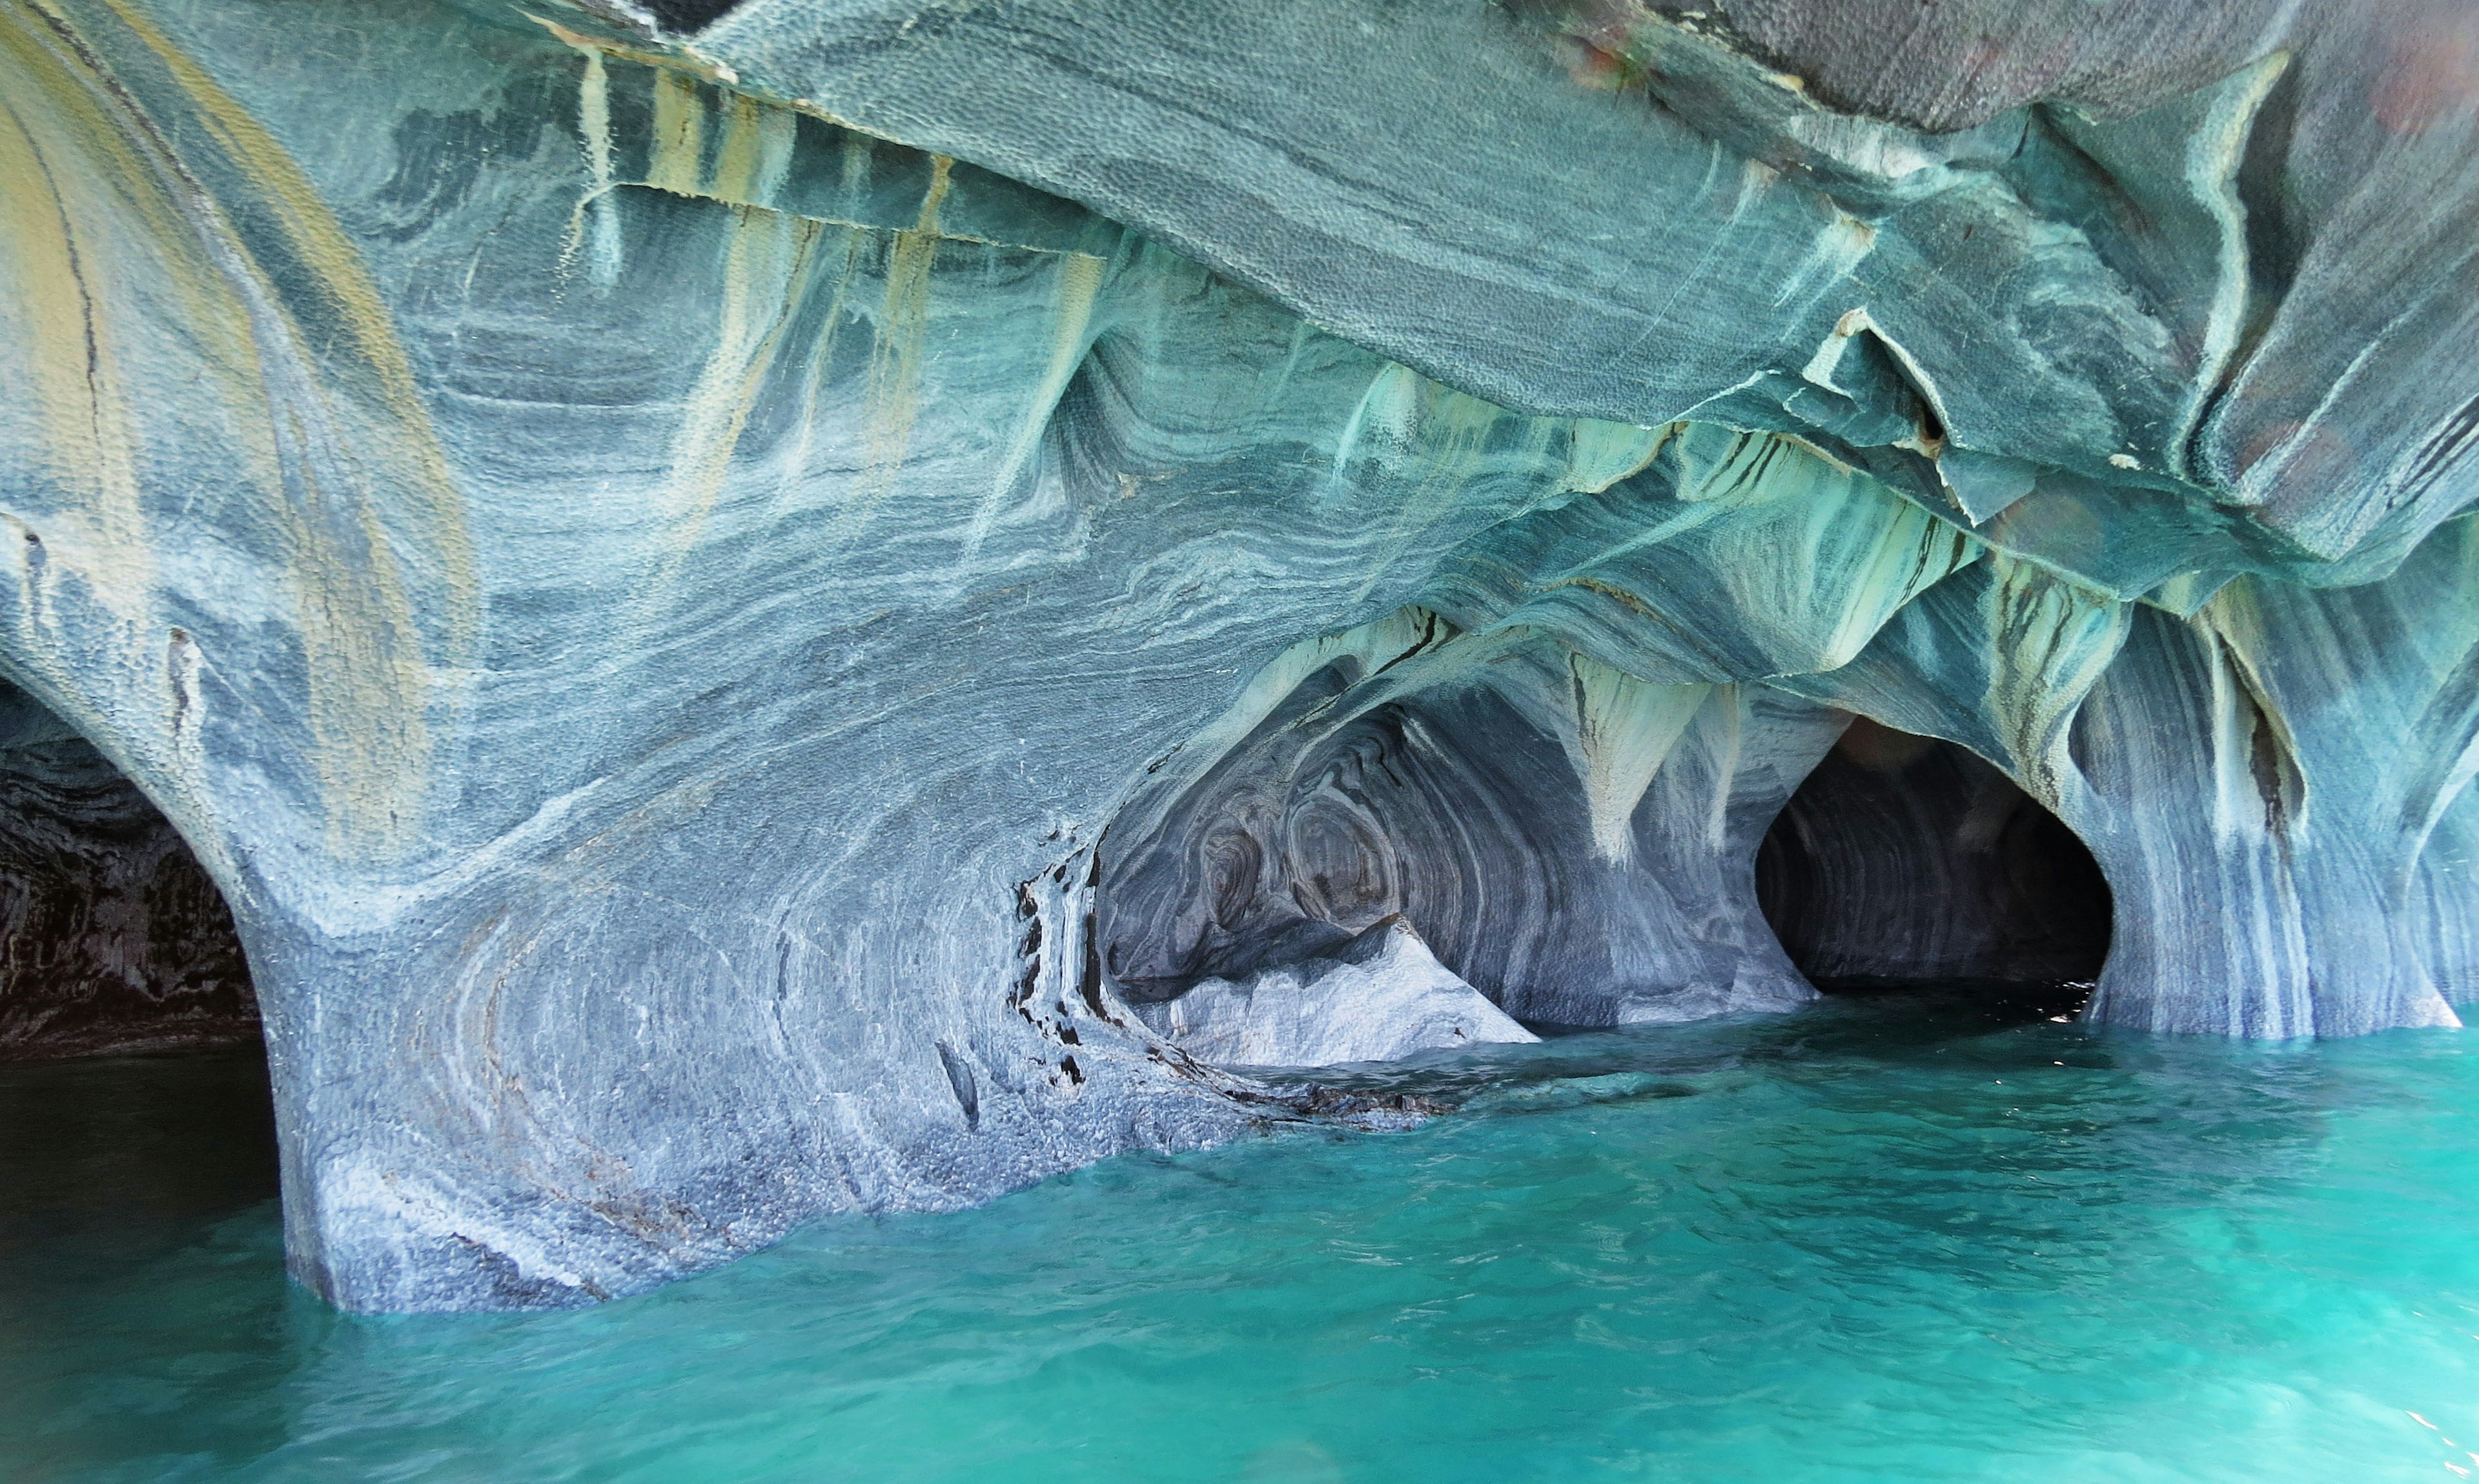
left=6, top=991, right=2478, bottom=1483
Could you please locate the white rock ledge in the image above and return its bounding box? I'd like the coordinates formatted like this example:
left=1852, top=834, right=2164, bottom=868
left=1135, top=917, right=1541, bottom=1069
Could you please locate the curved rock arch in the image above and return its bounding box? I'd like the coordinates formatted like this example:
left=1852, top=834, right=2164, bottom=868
left=1755, top=716, right=2115, bottom=991
left=4, top=0, right=2477, bottom=1314
left=0, top=678, right=257, bottom=1061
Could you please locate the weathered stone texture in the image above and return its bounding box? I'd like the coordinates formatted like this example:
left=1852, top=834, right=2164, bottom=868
left=3, top=0, right=2475, bottom=1310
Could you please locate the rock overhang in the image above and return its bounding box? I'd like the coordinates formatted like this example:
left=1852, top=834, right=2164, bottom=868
left=1, top=0, right=2473, bottom=1312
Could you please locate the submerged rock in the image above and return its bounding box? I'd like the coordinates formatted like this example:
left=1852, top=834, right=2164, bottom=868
left=0, top=0, right=2474, bottom=1310
left=1135, top=917, right=1540, bottom=1069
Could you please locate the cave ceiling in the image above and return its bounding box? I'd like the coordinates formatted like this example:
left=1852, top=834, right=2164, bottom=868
left=1, top=0, right=2474, bottom=1309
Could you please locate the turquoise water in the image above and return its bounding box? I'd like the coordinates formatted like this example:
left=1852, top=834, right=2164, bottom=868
left=5, top=990, right=2477, bottom=1483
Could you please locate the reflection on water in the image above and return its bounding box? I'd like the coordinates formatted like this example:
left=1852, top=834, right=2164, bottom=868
left=3, top=992, right=2475, bottom=1483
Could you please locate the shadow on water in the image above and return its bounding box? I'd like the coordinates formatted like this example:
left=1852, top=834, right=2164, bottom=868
left=0, top=1044, right=278, bottom=1263
left=0, top=1044, right=302, bottom=1478
left=1270, top=978, right=2108, bottom=1108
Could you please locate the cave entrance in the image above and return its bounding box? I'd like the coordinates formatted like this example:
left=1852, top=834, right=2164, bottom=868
left=0, top=685, right=276, bottom=1291
left=1754, top=715, right=2112, bottom=996
left=0, top=684, right=259, bottom=1062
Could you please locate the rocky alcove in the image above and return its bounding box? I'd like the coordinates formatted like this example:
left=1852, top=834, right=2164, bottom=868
left=1755, top=716, right=2114, bottom=991
left=5, top=0, right=2476, bottom=1313
left=0, top=685, right=257, bottom=1062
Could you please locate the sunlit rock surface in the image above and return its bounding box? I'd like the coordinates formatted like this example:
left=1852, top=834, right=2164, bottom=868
left=1, top=0, right=2474, bottom=1308
left=1132, top=916, right=1537, bottom=1070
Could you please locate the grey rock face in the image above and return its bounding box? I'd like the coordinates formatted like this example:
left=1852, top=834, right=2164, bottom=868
left=1097, top=605, right=1843, bottom=1030
left=1, top=0, right=2474, bottom=1311
left=1132, top=916, right=1537, bottom=1070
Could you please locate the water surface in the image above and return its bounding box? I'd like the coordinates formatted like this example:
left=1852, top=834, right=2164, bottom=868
left=5, top=990, right=2475, bottom=1481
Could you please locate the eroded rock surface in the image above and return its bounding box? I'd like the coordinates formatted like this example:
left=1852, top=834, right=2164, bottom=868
left=1, top=0, right=2474, bottom=1310
left=1133, top=917, right=1538, bottom=1070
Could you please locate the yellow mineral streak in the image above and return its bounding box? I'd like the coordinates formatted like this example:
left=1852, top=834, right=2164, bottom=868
left=1567, top=652, right=1710, bottom=864
left=0, top=45, right=152, bottom=620
left=2142, top=570, right=2234, bottom=617
left=275, top=432, right=435, bottom=855
left=973, top=250, right=1108, bottom=550
left=646, top=203, right=824, bottom=601
left=564, top=48, right=624, bottom=285
left=709, top=90, right=793, bottom=207
left=709, top=91, right=763, bottom=199
left=1983, top=554, right=2130, bottom=806
left=13, top=0, right=478, bottom=854
left=528, top=15, right=742, bottom=92
left=566, top=46, right=1087, bottom=284
left=778, top=231, right=866, bottom=511
left=1560, top=419, right=1671, bottom=496
left=96, top=0, right=473, bottom=579
left=648, top=68, right=706, bottom=195
left=533, top=14, right=892, bottom=192
left=0, top=3, right=289, bottom=871
left=859, top=154, right=953, bottom=493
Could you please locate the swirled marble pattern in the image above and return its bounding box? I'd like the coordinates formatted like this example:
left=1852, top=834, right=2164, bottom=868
left=1, top=0, right=2474, bottom=1309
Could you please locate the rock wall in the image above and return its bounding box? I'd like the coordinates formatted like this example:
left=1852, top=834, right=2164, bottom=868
left=0, top=0, right=2473, bottom=1310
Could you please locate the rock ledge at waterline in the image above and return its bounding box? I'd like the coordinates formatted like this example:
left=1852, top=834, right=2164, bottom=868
left=2, top=0, right=2475, bottom=1310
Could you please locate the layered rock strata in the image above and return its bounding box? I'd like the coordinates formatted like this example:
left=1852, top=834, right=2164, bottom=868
left=1, top=0, right=2473, bottom=1309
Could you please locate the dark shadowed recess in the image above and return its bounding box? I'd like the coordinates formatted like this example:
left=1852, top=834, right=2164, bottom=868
left=0, top=1044, right=279, bottom=1270
left=1757, top=716, right=2113, bottom=997
left=0, top=682, right=258, bottom=1063
left=640, top=0, right=742, bottom=32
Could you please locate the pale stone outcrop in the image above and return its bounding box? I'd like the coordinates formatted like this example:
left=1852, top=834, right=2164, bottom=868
left=1133, top=917, right=1538, bottom=1070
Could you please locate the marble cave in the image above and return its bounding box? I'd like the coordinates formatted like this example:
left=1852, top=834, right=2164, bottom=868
left=4, top=0, right=2478, bottom=1326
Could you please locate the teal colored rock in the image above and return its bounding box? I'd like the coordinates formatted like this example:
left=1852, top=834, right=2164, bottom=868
left=1, top=0, right=2473, bottom=1310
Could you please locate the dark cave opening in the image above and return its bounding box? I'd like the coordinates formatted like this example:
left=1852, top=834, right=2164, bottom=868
left=0, top=684, right=276, bottom=1284
left=638, top=0, right=744, bottom=33
left=1755, top=715, right=2112, bottom=995
left=0, top=684, right=258, bottom=1063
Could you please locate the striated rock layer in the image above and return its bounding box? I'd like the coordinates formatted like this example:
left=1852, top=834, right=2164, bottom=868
left=0, top=0, right=2474, bottom=1309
